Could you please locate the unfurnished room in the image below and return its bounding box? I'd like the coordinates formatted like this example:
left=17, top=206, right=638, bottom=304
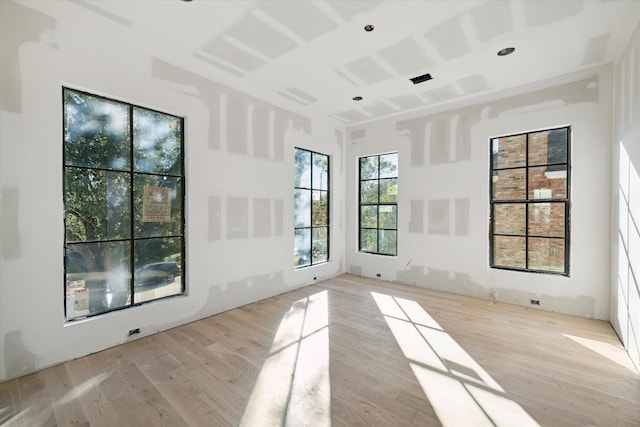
left=1, top=0, right=639, bottom=426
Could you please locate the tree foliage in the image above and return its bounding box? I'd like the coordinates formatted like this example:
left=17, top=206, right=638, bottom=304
left=294, top=148, right=329, bottom=266
left=63, top=89, right=184, bottom=316
left=359, top=153, right=398, bottom=255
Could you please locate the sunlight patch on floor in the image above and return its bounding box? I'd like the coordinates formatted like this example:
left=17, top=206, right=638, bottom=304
left=240, top=290, right=330, bottom=427
left=56, top=371, right=111, bottom=405
left=372, top=291, right=539, bottom=427
left=563, top=333, right=637, bottom=372
left=2, top=405, right=51, bottom=427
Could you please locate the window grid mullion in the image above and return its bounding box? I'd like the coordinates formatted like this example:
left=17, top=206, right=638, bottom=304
left=525, top=133, right=529, bottom=270
left=377, top=155, right=381, bottom=253
left=494, top=160, right=567, bottom=172
left=129, top=105, right=135, bottom=305
left=358, top=159, right=362, bottom=252
left=567, top=130, right=571, bottom=274
left=61, top=163, right=182, bottom=180
left=310, top=156, right=314, bottom=263
left=489, top=141, right=494, bottom=267
left=309, top=175, right=314, bottom=265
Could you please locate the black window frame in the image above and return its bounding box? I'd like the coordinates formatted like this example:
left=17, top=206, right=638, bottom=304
left=63, top=87, right=186, bottom=321
left=489, top=126, right=571, bottom=276
left=359, top=152, right=398, bottom=256
left=294, top=147, right=330, bottom=268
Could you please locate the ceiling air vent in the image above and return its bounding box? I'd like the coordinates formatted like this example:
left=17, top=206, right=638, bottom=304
left=410, top=73, right=433, bottom=85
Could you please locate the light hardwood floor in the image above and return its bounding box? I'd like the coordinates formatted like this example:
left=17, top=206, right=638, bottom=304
left=1, top=274, right=639, bottom=426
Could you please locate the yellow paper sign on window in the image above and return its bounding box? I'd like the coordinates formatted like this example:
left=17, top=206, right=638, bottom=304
left=143, top=186, right=171, bottom=222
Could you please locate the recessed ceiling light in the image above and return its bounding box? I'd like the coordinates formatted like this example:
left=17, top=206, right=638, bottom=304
left=497, top=47, right=515, bottom=56
left=353, top=96, right=363, bottom=101
left=364, top=24, right=374, bottom=32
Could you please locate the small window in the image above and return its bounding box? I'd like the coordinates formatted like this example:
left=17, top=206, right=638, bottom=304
left=359, top=152, right=398, bottom=256
left=490, top=127, right=570, bottom=275
left=294, top=148, right=329, bottom=268
left=63, top=88, right=185, bottom=320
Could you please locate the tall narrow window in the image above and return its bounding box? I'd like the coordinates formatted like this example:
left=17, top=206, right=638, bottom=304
left=359, top=152, right=398, bottom=256
left=294, top=148, right=329, bottom=268
left=490, top=126, right=570, bottom=275
left=64, top=88, right=185, bottom=321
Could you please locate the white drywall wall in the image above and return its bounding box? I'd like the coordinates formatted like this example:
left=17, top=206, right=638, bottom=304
left=345, top=65, right=613, bottom=320
left=0, top=1, right=346, bottom=381
left=611, top=22, right=640, bottom=373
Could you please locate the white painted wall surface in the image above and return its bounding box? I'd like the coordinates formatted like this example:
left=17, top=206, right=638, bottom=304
left=0, top=1, right=345, bottom=381
left=346, top=66, right=613, bottom=321
left=611, top=22, right=640, bottom=374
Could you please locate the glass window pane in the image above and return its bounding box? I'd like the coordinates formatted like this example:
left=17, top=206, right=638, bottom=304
left=528, top=203, right=565, bottom=237
left=360, top=181, right=378, bottom=203
left=379, top=153, right=398, bottom=178
left=294, top=148, right=330, bottom=267
left=133, top=109, right=182, bottom=174
left=493, top=204, right=525, bottom=235
left=65, top=241, right=131, bottom=320
left=295, top=149, right=311, bottom=188
left=360, top=229, right=377, bottom=252
left=359, top=152, right=398, bottom=255
left=379, top=229, right=397, bottom=255
left=134, top=175, right=183, bottom=238
left=294, top=189, right=311, bottom=227
left=312, top=191, right=328, bottom=226
left=379, top=178, right=398, bottom=203
left=360, top=156, right=379, bottom=180
left=493, top=236, right=525, bottom=268
left=134, top=238, right=183, bottom=303
left=547, top=128, right=568, bottom=164
left=490, top=127, right=569, bottom=274
left=65, top=168, right=131, bottom=242
left=492, top=134, right=526, bottom=169
left=312, top=153, right=329, bottom=190
left=360, top=206, right=377, bottom=228
left=528, top=131, right=548, bottom=166
left=528, top=237, right=565, bottom=272
left=528, top=128, right=567, bottom=166
left=294, top=228, right=311, bottom=267
left=493, top=169, right=526, bottom=200
left=312, top=227, right=328, bottom=263
left=64, top=89, right=130, bottom=170
left=529, top=166, right=567, bottom=199
left=379, top=205, right=397, bottom=229
left=64, top=88, right=186, bottom=319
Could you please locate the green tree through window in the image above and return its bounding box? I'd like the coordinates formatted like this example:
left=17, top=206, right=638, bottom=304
left=63, top=88, right=185, bottom=320
left=359, top=153, right=398, bottom=255
left=294, top=148, right=329, bottom=268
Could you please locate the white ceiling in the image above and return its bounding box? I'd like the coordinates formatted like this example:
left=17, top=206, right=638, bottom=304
left=47, top=0, right=640, bottom=124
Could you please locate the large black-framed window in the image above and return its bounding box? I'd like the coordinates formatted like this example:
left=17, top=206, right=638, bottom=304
left=359, top=152, right=398, bottom=256
left=490, top=126, right=570, bottom=275
left=63, top=87, right=185, bottom=321
left=294, top=148, right=329, bottom=268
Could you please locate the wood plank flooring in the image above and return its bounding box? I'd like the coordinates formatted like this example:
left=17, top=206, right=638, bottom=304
left=1, top=274, right=639, bottom=426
